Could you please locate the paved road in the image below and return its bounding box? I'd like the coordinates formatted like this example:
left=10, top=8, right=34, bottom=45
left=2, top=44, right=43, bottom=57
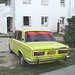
left=40, top=65, right=75, bottom=75
left=0, top=38, right=9, bottom=51
left=0, top=38, right=19, bottom=67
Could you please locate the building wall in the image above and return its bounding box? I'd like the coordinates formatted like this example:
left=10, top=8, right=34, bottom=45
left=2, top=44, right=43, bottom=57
left=70, top=0, right=75, bottom=17
left=0, top=0, right=74, bottom=33
left=0, top=0, right=14, bottom=33
left=14, top=0, right=70, bottom=32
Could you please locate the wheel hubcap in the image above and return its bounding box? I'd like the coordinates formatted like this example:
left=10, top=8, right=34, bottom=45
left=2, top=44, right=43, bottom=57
left=21, top=56, right=23, bottom=65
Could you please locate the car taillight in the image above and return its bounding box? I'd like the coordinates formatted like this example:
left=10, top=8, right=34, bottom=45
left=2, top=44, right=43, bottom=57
left=34, top=52, right=44, bottom=56
left=58, top=50, right=68, bottom=54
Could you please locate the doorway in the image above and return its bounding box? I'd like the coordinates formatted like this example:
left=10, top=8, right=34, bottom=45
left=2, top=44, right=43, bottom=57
left=7, top=17, right=13, bottom=32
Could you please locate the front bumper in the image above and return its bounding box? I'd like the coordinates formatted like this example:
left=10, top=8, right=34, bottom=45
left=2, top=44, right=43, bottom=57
left=26, top=55, right=70, bottom=63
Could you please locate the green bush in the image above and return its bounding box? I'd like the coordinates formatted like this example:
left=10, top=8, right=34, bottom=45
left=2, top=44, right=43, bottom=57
left=64, top=25, right=75, bottom=47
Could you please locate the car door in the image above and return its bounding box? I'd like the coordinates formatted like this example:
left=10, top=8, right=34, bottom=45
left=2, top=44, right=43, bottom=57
left=14, top=31, right=22, bottom=55
left=12, top=31, right=18, bottom=53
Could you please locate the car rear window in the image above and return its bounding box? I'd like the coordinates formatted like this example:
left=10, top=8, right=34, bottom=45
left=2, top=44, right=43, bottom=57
left=25, top=31, right=56, bottom=42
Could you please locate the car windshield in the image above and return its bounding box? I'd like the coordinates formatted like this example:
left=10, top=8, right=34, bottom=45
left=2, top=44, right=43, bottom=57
left=25, top=31, right=56, bottom=42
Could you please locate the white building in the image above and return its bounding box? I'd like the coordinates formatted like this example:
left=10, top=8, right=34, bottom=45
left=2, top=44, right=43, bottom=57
left=0, top=0, right=74, bottom=33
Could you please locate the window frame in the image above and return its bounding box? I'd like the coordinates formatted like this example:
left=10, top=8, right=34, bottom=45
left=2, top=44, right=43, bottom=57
left=60, top=0, right=65, bottom=7
left=41, top=16, right=48, bottom=26
left=23, top=0, right=31, bottom=4
left=23, top=16, right=31, bottom=26
left=41, top=0, right=49, bottom=6
left=14, top=31, right=18, bottom=39
left=16, top=31, right=22, bottom=41
left=60, top=17, right=65, bottom=24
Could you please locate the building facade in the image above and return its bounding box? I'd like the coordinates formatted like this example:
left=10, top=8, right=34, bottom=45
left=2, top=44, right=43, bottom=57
left=0, top=0, right=74, bottom=33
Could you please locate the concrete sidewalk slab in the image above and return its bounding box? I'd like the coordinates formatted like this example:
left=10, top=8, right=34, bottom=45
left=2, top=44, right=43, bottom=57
left=40, top=65, right=75, bottom=75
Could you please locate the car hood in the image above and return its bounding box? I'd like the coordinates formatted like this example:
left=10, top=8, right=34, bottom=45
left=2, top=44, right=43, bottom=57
left=26, top=42, right=69, bottom=50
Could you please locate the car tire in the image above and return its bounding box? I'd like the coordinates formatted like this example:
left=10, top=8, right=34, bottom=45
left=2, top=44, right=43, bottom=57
left=20, top=54, right=29, bottom=67
left=9, top=45, right=13, bottom=53
left=20, top=54, right=26, bottom=66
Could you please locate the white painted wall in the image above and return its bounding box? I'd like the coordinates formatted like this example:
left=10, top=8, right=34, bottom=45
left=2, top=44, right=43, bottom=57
left=0, top=0, right=74, bottom=33
left=14, top=0, right=70, bottom=33
left=70, top=0, right=75, bottom=16
left=0, top=0, right=14, bottom=33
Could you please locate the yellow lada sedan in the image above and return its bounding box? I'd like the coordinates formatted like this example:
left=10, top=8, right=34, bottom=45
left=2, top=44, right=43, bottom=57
left=9, top=29, right=70, bottom=66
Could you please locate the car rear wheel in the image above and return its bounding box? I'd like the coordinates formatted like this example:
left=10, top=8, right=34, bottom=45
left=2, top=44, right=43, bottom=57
left=20, top=53, right=29, bottom=67
left=20, top=55, right=25, bottom=66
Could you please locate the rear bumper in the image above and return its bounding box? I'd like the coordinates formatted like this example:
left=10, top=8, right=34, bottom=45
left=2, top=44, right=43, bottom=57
left=26, top=55, right=70, bottom=63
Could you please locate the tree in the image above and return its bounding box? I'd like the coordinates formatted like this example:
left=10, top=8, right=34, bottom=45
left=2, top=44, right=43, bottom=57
left=67, top=16, right=75, bottom=25
left=64, top=16, right=75, bottom=47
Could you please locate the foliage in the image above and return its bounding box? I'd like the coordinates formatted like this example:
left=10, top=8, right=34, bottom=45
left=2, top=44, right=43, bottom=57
left=67, top=16, right=75, bottom=25
left=64, top=25, right=75, bottom=47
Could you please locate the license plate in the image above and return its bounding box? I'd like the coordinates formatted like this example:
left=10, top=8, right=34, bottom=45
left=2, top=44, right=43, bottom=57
left=47, top=51, right=56, bottom=55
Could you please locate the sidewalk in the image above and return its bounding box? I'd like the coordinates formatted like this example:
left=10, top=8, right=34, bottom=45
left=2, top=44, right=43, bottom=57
left=0, top=33, right=13, bottom=37
left=40, top=65, right=75, bottom=75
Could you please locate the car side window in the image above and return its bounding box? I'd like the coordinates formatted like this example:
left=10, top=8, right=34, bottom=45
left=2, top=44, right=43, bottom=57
left=14, top=31, right=18, bottom=39
left=17, top=31, right=22, bottom=41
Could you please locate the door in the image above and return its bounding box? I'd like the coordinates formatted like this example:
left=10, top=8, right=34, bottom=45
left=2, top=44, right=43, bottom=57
left=7, top=17, right=13, bottom=32
left=60, top=17, right=65, bottom=32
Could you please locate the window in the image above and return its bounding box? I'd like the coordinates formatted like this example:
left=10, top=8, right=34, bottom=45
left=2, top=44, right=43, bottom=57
left=60, top=17, right=65, bottom=24
left=0, top=0, right=4, bottom=3
left=17, top=31, right=22, bottom=41
left=25, top=31, right=55, bottom=42
left=41, top=17, right=48, bottom=26
left=23, top=0, right=31, bottom=4
left=60, top=0, right=65, bottom=7
left=0, top=0, right=10, bottom=5
left=5, top=0, right=10, bottom=6
left=23, top=16, right=31, bottom=26
left=14, top=31, right=18, bottom=39
left=41, top=0, right=48, bottom=5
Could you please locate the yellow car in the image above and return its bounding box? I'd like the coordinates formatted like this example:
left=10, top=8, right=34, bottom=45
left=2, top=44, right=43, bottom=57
left=9, top=29, right=70, bottom=66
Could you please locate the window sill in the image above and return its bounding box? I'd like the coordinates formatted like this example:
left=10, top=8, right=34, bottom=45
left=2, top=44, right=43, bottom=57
left=42, top=25, right=48, bottom=27
left=60, top=5, right=65, bottom=7
left=23, top=2, right=31, bottom=5
left=41, top=4, right=48, bottom=6
left=23, top=25, right=31, bottom=27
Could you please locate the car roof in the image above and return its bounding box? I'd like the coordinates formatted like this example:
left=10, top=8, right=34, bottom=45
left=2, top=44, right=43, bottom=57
left=17, top=29, right=51, bottom=32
